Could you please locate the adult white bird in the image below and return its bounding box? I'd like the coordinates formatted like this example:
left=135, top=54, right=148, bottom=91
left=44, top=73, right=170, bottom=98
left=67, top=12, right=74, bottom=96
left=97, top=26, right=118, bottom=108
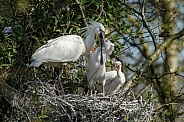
left=30, top=35, right=85, bottom=93
left=85, top=45, right=106, bottom=96
left=82, top=20, right=105, bottom=62
left=97, top=61, right=125, bottom=95
left=30, top=20, right=105, bottom=68
left=85, top=40, right=114, bottom=96
left=29, top=35, right=85, bottom=68
left=29, top=20, right=106, bottom=93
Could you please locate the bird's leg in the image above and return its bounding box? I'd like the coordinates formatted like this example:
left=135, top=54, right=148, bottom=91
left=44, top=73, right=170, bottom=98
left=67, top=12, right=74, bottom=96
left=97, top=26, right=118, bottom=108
left=89, top=87, right=93, bottom=96
left=33, top=67, right=37, bottom=78
left=102, top=80, right=106, bottom=96
left=102, top=86, right=104, bottom=97
left=52, top=67, right=58, bottom=80
left=58, top=65, right=65, bottom=94
left=88, top=81, right=93, bottom=96
left=86, top=85, right=93, bottom=96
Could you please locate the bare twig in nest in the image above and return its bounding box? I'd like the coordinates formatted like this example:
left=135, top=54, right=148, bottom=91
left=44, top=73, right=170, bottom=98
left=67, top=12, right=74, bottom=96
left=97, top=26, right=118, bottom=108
left=1, top=76, right=157, bottom=121
left=57, top=96, right=76, bottom=115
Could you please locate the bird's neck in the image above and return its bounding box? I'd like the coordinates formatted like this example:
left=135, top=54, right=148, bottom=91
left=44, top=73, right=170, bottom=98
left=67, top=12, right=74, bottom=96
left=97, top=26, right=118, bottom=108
left=117, top=67, right=121, bottom=77
left=85, top=30, right=95, bottom=54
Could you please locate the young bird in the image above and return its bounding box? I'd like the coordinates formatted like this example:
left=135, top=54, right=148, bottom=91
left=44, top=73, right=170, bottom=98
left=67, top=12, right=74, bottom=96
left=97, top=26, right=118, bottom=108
left=97, top=61, right=125, bottom=95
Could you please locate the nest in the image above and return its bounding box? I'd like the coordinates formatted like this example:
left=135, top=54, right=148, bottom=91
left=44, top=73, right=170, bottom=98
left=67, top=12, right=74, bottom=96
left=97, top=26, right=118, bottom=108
left=7, top=78, right=155, bottom=122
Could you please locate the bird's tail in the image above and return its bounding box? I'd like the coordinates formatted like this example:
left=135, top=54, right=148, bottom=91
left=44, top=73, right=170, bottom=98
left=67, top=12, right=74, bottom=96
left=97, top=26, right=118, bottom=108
left=29, top=61, right=42, bottom=67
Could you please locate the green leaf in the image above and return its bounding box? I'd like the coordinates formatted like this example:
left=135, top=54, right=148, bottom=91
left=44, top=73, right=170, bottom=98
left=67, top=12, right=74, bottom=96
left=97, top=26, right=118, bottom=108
left=39, top=114, right=48, bottom=119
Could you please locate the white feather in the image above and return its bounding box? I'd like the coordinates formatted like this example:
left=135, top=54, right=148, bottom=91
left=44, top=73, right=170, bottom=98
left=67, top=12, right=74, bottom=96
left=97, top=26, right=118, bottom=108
left=85, top=46, right=106, bottom=94
left=30, top=35, right=85, bottom=68
left=97, top=61, right=125, bottom=95
left=82, top=20, right=105, bottom=56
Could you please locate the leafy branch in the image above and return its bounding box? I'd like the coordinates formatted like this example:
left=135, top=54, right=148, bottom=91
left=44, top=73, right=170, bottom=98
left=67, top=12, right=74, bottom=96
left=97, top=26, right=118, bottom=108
left=123, top=28, right=184, bottom=91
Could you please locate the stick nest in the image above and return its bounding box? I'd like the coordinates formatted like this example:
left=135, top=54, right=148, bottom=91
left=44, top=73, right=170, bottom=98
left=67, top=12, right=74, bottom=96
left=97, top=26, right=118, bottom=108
left=8, top=79, right=155, bottom=122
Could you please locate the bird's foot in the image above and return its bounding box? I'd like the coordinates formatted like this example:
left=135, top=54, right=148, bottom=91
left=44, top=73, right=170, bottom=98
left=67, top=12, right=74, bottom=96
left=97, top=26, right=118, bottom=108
left=97, top=92, right=105, bottom=97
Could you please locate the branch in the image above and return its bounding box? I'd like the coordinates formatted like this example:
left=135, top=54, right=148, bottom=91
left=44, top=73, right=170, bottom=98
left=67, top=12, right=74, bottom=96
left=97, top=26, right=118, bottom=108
left=141, top=4, right=158, bottom=50
left=123, top=28, right=184, bottom=91
left=0, top=79, right=31, bottom=106
left=155, top=93, right=184, bottom=112
left=75, top=0, right=88, bottom=27
left=124, top=3, right=158, bottom=50
left=143, top=71, right=178, bottom=80
left=0, top=80, right=23, bottom=102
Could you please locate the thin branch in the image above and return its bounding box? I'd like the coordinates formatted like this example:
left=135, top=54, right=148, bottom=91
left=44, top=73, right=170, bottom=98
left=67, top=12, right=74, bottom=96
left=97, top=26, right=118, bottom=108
left=136, top=84, right=152, bottom=99
left=154, top=93, right=184, bottom=112
left=141, top=3, right=158, bottom=51
left=125, top=64, right=136, bottom=72
left=143, top=71, right=178, bottom=80
left=123, top=28, right=184, bottom=91
left=75, top=0, right=88, bottom=27
left=95, top=3, right=104, bottom=21
left=0, top=80, right=23, bottom=102
left=123, top=3, right=157, bottom=50
left=57, top=97, right=76, bottom=115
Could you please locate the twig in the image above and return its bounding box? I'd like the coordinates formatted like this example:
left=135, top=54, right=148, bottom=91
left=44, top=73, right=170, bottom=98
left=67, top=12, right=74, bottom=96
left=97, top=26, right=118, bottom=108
left=143, top=71, right=178, bottom=79
left=141, top=1, right=158, bottom=51
left=154, top=102, right=179, bottom=112
left=125, top=63, right=136, bottom=72
left=75, top=0, right=88, bottom=27
left=59, top=101, right=73, bottom=122
left=57, top=97, right=76, bottom=115
left=95, top=3, right=104, bottom=21
left=136, top=84, right=151, bottom=99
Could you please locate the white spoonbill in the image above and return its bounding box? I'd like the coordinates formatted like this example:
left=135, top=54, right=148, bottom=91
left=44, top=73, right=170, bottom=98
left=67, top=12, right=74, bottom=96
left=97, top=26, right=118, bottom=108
left=30, top=20, right=106, bottom=93
left=85, top=40, right=114, bottom=96
left=29, top=35, right=85, bottom=68
left=85, top=46, right=106, bottom=96
left=30, top=35, right=85, bottom=93
left=82, top=20, right=105, bottom=62
left=30, top=20, right=106, bottom=67
left=97, top=61, right=125, bottom=95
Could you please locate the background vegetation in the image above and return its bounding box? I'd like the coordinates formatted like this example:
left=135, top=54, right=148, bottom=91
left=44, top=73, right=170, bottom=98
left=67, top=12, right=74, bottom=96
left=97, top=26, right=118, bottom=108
left=0, top=0, right=184, bottom=121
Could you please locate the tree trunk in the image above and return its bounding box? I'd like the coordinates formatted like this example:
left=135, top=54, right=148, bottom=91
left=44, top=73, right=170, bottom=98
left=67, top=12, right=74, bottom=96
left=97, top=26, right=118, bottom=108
left=162, top=0, right=178, bottom=103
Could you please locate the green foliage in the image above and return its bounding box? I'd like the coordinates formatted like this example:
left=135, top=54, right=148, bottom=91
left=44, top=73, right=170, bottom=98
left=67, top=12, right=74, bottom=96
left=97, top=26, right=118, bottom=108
left=0, top=0, right=127, bottom=83
left=0, top=0, right=183, bottom=121
left=39, top=106, right=48, bottom=119
left=0, top=0, right=128, bottom=92
left=0, top=1, right=158, bottom=121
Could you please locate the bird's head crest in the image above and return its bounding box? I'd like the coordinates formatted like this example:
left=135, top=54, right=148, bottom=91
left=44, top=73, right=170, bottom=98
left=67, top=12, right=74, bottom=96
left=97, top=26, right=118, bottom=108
left=82, top=19, right=105, bottom=38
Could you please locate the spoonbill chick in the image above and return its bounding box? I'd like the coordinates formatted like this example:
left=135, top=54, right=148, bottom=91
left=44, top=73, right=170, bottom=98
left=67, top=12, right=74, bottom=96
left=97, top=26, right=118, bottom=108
left=97, top=61, right=125, bottom=95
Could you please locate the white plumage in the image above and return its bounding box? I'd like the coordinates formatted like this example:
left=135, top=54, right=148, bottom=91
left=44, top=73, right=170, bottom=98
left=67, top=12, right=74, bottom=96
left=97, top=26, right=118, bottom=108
left=85, top=46, right=107, bottom=96
left=30, top=20, right=105, bottom=68
left=82, top=20, right=105, bottom=60
left=30, top=35, right=85, bottom=68
left=97, top=61, right=125, bottom=95
left=29, top=20, right=106, bottom=94
left=86, top=40, right=115, bottom=96
left=105, top=40, right=115, bottom=61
